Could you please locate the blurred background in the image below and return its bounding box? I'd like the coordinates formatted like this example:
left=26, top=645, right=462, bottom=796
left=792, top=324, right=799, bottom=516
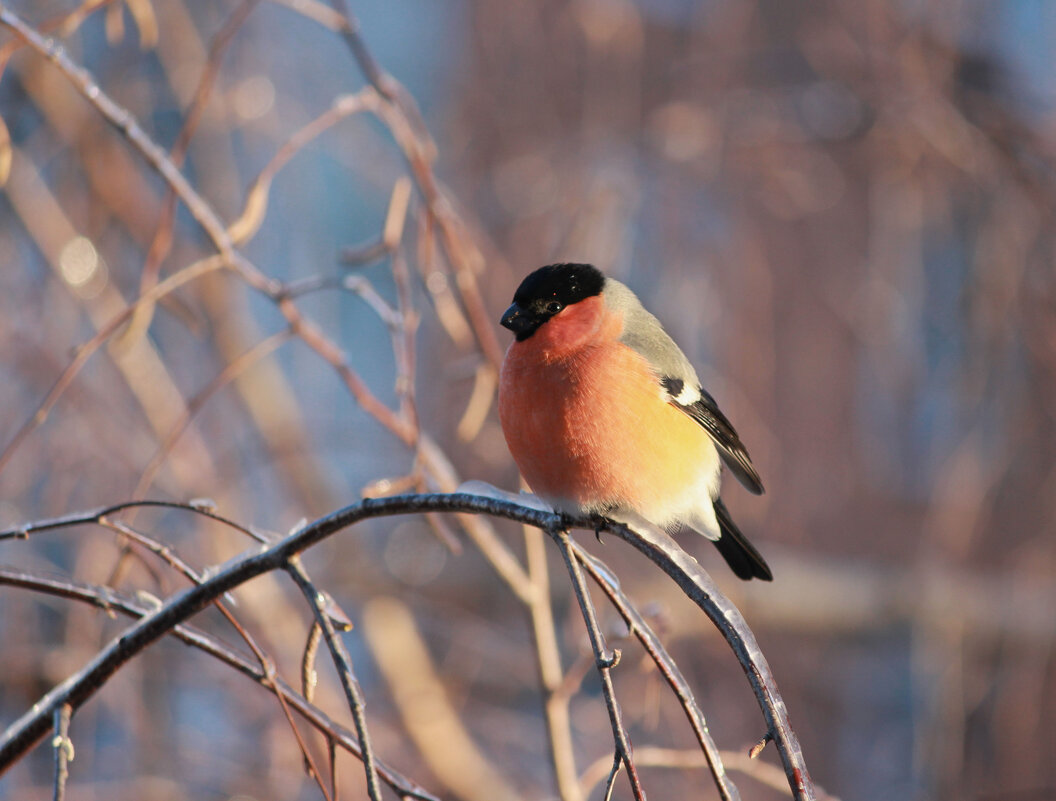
left=1, top=1, right=1055, bottom=800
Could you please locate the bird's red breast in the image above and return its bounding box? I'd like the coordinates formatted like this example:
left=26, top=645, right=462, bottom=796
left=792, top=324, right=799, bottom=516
left=498, top=295, right=716, bottom=521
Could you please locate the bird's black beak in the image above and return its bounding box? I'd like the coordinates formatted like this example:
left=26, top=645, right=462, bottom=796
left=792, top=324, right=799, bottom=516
left=500, top=302, right=535, bottom=338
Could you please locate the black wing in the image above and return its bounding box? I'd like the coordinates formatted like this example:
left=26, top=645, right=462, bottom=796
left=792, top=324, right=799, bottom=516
left=663, top=379, right=765, bottom=495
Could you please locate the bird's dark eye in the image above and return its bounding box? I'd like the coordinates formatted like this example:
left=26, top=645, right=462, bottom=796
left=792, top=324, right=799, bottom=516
left=546, top=301, right=563, bottom=314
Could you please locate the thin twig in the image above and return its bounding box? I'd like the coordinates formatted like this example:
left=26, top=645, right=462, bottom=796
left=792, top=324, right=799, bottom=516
left=325, top=0, right=395, bottom=100
left=51, top=704, right=72, bottom=801
left=302, top=622, right=324, bottom=705
left=0, top=5, right=415, bottom=460
left=553, top=530, right=645, bottom=801
left=286, top=556, right=384, bottom=801
left=367, top=96, right=505, bottom=368
left=299, top=622, right=327, bottom=799
left=387, top=179, right=420, bottom=441
left=524, top=524, right=583, bottom=801
left=132, top=328, right=294, bottom=499
left=0, top=0, right=116, bottom=73
left=0, top=565, right=440, bottom=801
left=580, top=747, right=831, bottom=800
left=340, top=238, right=391, bottom=266
left=602, top=752, right=622, bottom=801
left=596, top=524, right=816, bottom=800
left=0, top=255, right=227, bottom=476
left=95, top=517, right=334, bottom=801
left=574, top=544, right=740, bottom=801
left=329, top=737, right=340, bottom=801
left=120, top=0, right=261, bottom=350
left=0, top=6, right=245, bottom=269
left=316, top=0, right=505, bottom=368
left=228, top=89, right=374, bottom=246
left=0, top=498, right=269, bottom=543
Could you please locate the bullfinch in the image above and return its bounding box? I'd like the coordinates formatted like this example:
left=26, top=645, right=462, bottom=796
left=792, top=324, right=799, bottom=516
left=498, top=263, right=772, bottom=581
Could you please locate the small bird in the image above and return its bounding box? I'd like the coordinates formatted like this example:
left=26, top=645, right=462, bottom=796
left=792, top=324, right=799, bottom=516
left=498, top=263, right=772, bottom=581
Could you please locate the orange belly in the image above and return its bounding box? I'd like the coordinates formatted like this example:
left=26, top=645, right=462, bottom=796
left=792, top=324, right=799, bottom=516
left=499, top=338, right=716, bottom=521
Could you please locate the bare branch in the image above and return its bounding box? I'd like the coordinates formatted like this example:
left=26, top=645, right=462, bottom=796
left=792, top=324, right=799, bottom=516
left=0, top=494, right=815, bottom=799
left=574, top=544, right=740, bottom=801
left=0, top=565, right=440, bottom=801
left=0, top=5, right=245, bottom=270
left=119, top=0, right=261, bottom=349
left=324, top=0, right=395, bottom=100
left=0, top=4, right=415, bottom=462
left=95, top=516, right=335, bottom=800
left=0, top=498, right=269, bottom=543
left=0, top=255, right=227, bottom=476
left=132, top=329, right=294, bottom=499
left=286, top=556, right=383, bottom=801
left=553, top=529, right=644, bottom=801
left=582, top=747, right=842, bottom=801
left=525, top=525, right=583, bottom=801
left=588, top=523, right=817, bottom=801
left=228, top=89, right=375, bottom=246
left=51, top=704, right=72, bottom=801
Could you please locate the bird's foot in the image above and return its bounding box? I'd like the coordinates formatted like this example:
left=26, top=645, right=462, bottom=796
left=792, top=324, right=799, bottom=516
left=589, top=513, right=609, bottom=543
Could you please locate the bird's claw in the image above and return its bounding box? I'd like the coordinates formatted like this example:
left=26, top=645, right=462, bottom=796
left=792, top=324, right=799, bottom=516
left=589, top=513, right=608, bottom=543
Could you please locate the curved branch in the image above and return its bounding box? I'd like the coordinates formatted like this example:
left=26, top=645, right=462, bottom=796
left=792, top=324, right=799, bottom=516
left=573, top=544, right=740, bottom=801
left=590, top=522, right=816, bottom=800
left=0, top=565, right=440, bottom=801
left=0, top=492, right=815, bottom=799
left=286, top=557, right=383, bottom=801
left=554, top=530, right=644, bottom=801
left=0, top=498, right=269, bottom=543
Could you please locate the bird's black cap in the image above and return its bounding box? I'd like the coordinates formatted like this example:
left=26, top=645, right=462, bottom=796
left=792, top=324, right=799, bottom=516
left=501, top=263, right=605, bottom=341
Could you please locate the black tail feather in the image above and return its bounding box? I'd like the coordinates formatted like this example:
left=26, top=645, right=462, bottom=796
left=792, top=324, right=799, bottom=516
left=712, top=498, right=772, bottom=581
